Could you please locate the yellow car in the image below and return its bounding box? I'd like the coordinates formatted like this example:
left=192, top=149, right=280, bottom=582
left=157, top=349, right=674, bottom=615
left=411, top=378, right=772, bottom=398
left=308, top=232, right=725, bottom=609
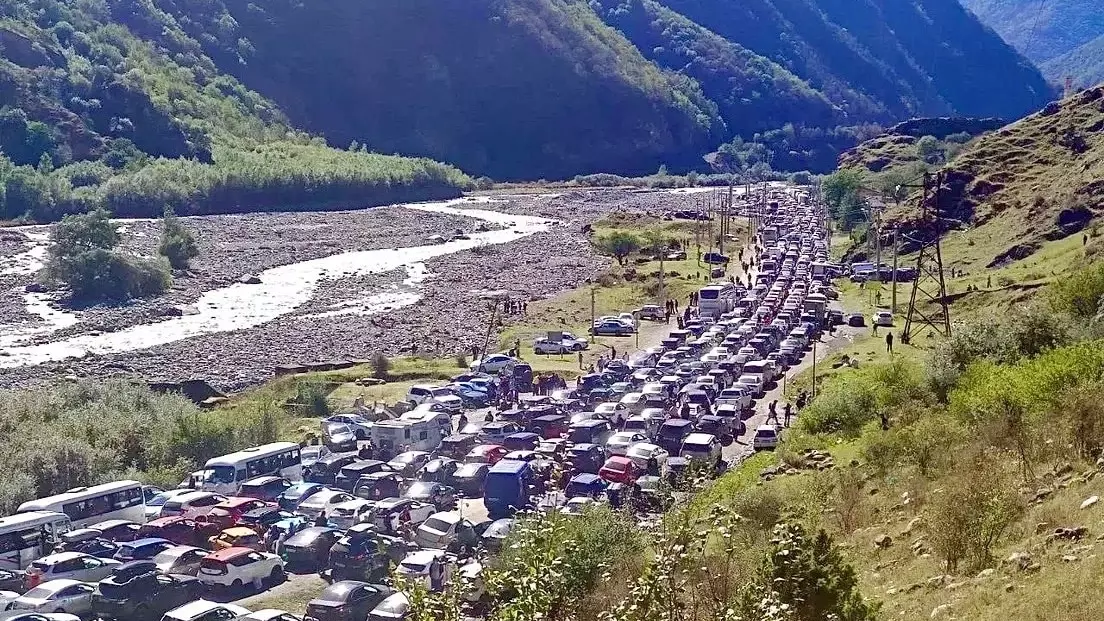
left=209, top=526, right=264, bottom=551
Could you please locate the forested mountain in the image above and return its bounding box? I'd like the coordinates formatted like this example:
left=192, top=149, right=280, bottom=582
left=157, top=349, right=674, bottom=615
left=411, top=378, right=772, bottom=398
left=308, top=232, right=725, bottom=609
left=0, top=0, right=1058, bottom=213
left=959, top=0, right=1104, bottom=85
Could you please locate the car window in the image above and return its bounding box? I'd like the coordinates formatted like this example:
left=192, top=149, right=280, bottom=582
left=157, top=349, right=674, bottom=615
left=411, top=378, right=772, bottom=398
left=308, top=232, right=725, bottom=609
left=156, top=574, right=176, bottom=586
left=82, top=557, right=103, bottom=569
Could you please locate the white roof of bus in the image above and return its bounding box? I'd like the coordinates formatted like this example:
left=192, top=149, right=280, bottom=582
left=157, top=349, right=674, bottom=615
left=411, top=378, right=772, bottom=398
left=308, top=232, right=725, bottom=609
left=0, top=511, right=68, bottom=530
left=18, top=480, right=142, bottom=512
left=204, top=442, right=299, bottom=467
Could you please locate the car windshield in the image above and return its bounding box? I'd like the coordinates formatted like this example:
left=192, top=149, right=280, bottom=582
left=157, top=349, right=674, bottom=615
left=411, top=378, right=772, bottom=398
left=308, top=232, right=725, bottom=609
left=209, top=466, right=236, bottom=484
left=400, top=560, right=429, bottom=573
left=147, top=493, right=171, bottom=507
left=392, top=453, right=417, bottom=465
left=406, top=482, right=434, bottom=497
left=422, top=518, right=452, bottom=533
left=454, top=464, right=482, bottom=477
left=22, top=585, right=56, bottom=599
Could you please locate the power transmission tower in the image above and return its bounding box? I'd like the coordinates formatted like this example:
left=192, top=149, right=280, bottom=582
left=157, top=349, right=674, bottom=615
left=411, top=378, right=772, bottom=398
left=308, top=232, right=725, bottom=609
left=901, top=171, right=951, bottom=343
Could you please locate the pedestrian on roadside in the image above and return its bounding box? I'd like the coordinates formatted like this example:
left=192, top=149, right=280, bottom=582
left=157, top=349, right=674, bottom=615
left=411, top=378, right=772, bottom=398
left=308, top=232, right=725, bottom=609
left=578, top=351, right=584, bottom=369
left=457, top=412, right=468, bottom=433
left=766, top=400, right=779, bottom=425
left=274, top=530, right=287, bottom=558
left=886, top=332, right=894, bottom=354
left=315, top=511, right=328, bottom=528
left=610, top=345, right=617, bottom=360
left=872, top=322, right=878, bottom=336
left=880, top=411, right=890, bottom=431
left=484, top=411, right=494, bottom=423
left=783, top=402, right=792, bottom=427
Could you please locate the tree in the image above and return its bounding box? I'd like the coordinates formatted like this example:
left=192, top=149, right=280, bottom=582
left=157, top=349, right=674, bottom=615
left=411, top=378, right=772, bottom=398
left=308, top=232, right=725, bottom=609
left=822, top=169, right=865, bottom=225
left=760, top=522, right=879, bottom=621
left=46, top=207, right=171, bottom=300
left=916, top=135, right=945, bottom=162
left=595, top=231, right=641, bottom=266
left=158, top=207, right=199, bottom=269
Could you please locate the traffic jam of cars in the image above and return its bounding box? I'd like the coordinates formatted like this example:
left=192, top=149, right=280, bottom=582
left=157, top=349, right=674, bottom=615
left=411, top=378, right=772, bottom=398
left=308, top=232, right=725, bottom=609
left=0, top=192, right=841, bottom=621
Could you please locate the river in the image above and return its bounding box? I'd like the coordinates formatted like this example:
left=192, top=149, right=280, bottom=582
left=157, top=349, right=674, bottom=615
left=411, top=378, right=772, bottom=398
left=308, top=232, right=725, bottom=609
left=0, top=198, right=553, bottom=368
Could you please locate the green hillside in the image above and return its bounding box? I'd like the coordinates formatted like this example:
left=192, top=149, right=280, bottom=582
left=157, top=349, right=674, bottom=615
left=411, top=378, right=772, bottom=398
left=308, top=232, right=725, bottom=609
left=1041, top=34, right=1104, bottom=87
left=959, top=0, right=1104, bottom=63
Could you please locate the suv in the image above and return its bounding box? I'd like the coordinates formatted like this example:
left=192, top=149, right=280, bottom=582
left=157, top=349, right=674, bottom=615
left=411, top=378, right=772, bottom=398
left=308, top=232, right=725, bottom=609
left=752, top=425, right=780, bottom=451
left=197, top=547, right=284, bottom=591
left=306, top=581, right=393, bottom=621
left=93, top=561, right=200, bottom=621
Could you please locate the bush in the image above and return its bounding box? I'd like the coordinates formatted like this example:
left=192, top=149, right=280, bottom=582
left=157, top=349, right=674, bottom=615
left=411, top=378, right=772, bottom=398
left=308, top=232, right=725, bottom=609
left=294, top=382, right=331, bottom=417
left=371, top=352, right=390, bottom=380
left=1050, top=260, right=1104, bottom=318
left=594, top=231, right=641, bottom=266
left=928, top=455, right=1023, bottom=572
left=45, top=207, right=171, bottom=300
left=158, top=208, right=199, bottom=269
left=800, top=359, right=927, bottom=436
left=454, top=353, right=468, bottom=368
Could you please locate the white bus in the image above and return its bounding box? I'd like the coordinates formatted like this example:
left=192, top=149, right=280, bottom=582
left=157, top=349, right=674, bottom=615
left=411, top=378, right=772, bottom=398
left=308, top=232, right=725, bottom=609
left=0, top=511, right=71, bottom=570
left=698, top=283, right=739, bottom=318
left=17, top=481, right=145, bottom=529
left=202, top=442, right=303, bottom=494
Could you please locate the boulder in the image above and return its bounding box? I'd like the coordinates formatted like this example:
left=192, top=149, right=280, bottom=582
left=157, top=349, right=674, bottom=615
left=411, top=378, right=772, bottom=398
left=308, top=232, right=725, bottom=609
left=874, top=534, right=893, bottom=549
left=239, top=274, right=262, bottom=285
left=1080, top=495, right=1099, bottom=510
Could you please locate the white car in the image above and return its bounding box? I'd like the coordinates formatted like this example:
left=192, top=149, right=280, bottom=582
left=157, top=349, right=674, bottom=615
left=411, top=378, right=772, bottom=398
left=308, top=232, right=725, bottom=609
left=161, top=491, right=227, bottom=517
left=144, top=489, right=196, bottom=520
left=625, top=443, right=670, bottom=471
left=736, top=374, right=764, bottom=398
left=406, top=386, right=462, bottom=412
left=27, top=553, right=120, bottom=585
left=162, top=600, right=251, bottom=621
left=10, top=580, right=95, bottom=616
left=716, top=387, right=751, bottom=410
left=328, top=498, right=377, bottom=529
left=873, top=311, right=893, bottom=327
left=605, top=432, right=649, bottom=456
left=469, top=354, right=518, bottom=374
left=594, top=402, right=628, bottom=425
left=1, top=614, right=79, bottom=621
left=395, top=549, right=451, bottom=589
left=324, top=414, right=373, bottom=439
left=617, top=313, right=638, bottom=330
left=296, top=489, right=355, bottom=520
left=534, top=339, right=573, bottom=355
left=198, top=548, right=284, bottom=590
left=752, top=425, right=780, bottom=450
left=617, top=392, right=647, bottom=415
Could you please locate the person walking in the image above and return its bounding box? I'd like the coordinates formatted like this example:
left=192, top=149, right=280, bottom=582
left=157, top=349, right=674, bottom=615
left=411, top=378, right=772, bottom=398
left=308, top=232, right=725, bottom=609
left=610, top=345, right=617, bottom=360
left=885, top=332, right=894, bottom=354
left=766, top=400, right=779, bottom=426
left=578, top=351, right=584, bottom=369
left=274, top=529, right=288, bottom=559
left=457, top=412, right=468, bottom=433
left=783, top=402, right=793, bottom=427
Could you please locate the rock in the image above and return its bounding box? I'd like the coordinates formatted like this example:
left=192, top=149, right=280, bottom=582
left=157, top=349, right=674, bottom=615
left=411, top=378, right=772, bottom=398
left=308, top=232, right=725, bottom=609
left=1005, top=552, right=1032, bottom=570
left=1004, top=583, right=1015, bottom=592
left=976, top=568, right=995, bottom=579
left=1055, top=462, right=1075, bottom=476
left=926, top=575, right=946, bottom=589
left=1033, top=487, right=1054, bottom=502
left=904, top=583, right=923, bottom=593
left=1035, top=522, right=1051, bottom=534
left=239, top=274, right=262, bottom=285
left=1081, top=495, right=1099, bottom=510
left=874, top=534, right=893, bottom=549
left=850, top=459, right=860, bottom=467
left=1049, top=526, right=1089, bottom=542
left=1062, top=555, right=1079, bottom=562
left=930, top=604, right=953, bottom=619
left=903, top=517, right=924, bottom=535
left=24, top=282, right=48, bottom=293
left=1025, top=563, right=1042, bottom=573
left=869, top=488, right=880, bottom=496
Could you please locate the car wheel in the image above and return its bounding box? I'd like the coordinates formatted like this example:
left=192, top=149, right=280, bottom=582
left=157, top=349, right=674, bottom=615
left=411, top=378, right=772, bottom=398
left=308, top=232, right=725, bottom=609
left=231, top=579, right=243, bottom=591
left=268, top=566, right=285, bottom=586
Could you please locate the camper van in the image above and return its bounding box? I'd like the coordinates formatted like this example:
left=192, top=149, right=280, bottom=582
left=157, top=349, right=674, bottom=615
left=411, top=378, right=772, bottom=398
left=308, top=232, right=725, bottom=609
left=370, top=419, right=444, bottom=459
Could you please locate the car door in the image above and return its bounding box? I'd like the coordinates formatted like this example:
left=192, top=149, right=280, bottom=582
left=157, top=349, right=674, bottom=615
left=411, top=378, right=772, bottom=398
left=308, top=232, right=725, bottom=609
left=55, top=582, right=95, bottom=615
left=350, top=584, right=385, bottom=618
left=80, top=556, right=112, bottom=581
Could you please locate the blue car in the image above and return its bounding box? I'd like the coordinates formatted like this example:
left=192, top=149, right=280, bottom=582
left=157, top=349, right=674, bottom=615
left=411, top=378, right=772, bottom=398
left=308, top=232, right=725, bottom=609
left=113, top=538, right=173, bottom=562
left=278, top=482, right=326, bottom=511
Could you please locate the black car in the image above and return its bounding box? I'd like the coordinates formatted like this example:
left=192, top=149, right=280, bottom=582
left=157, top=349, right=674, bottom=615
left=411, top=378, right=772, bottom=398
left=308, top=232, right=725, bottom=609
left=335, top=460, right=390, bottom=492
left=305, top=453, right=360, bottom=486
left=92, top=561, right=200, bottom=621
left=352, top=472, right=405, bottom=501
left=451, top=462, right=490, bottom=497
left=416, top=458, right=458, bottom=485
left=306, top=581, right=393, bottom=621
left=327, top=525, right=404, bottom=582
left=0, top=568, right=25, bottom=592
left=846, top=313, right=865, bottom=327
left=281, top=526, right=341, bottom=571
left=402, top=481, right=458, bottom=511
left=239, top=506, right=298, bottom=533
left=89, top=520, right=143, bottom=542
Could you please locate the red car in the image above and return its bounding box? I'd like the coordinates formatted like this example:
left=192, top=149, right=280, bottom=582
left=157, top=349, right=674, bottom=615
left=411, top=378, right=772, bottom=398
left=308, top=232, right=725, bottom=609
left=465, top=444, right=509, bottom=465
left=212, top=497, right=274, bottom=523
left=599, top=456, right=641, bottom=484
left=137, top=516, right=218, bottom=547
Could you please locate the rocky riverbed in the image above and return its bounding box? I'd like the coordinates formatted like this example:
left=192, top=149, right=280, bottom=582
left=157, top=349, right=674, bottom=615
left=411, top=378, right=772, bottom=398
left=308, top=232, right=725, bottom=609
left=0, top=189, right=714, bottom=391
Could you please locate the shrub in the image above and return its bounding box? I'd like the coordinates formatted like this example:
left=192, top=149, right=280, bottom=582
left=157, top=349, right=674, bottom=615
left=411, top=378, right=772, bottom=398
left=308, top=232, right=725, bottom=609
left=158, top=207, right=199, bottom=269
left=371, top=352, right=390, bottom=380
left=1050, top=260, right=1104, bottom=318
left=594, top=231, right=642, bottom=266
left=928, top=455, right=1023, bottom=572
left=294, top=382, right=331, bottom=417
left=454, top=353, right=468, bottom=368
left=45, top=207, right=171, bottom=300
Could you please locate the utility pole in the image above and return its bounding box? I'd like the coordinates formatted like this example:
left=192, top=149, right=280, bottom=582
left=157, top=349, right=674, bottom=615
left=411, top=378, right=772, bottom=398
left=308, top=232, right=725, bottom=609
left=589, top=285, right=596, bottom=344
left=902, top=172, right=952, bottom=342
left=891, top=227, right=899, bottom=313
